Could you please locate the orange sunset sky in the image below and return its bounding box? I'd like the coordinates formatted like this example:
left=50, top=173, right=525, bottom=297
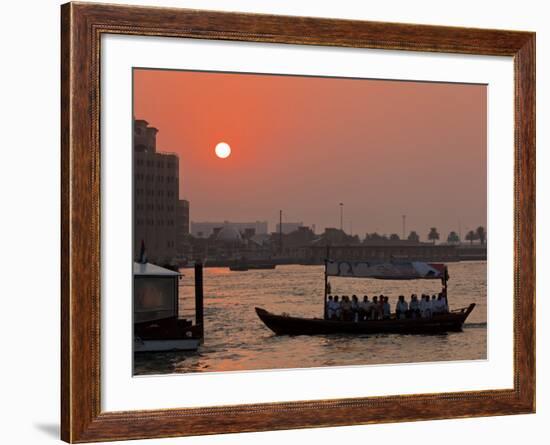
left=133, top=68, right=487, bottom=240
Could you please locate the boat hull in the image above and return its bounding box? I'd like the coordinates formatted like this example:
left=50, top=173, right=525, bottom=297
left=134, top=317, right=202, bottom=352
left=134, top=337, right=201, bottom=352
left=249, top=264, right=276, bottom=270
left=255, top=304, right=475, bottom=336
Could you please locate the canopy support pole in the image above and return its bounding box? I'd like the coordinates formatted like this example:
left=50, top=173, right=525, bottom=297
left=323, top=245, right=330, bottom=320
left=443, top=265, right=449, bottom=306
left=194, top=262, right=205, bottom=339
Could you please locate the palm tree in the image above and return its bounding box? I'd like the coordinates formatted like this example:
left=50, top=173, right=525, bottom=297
left=407, top=231, right=420, bottom=242
left=465, top=230, right=478, bottom=245
left=476, top=226, right=486, bottom=245
left=447, top=231, right=460, bottom=244
left=428, top=227, right=440, bottom=244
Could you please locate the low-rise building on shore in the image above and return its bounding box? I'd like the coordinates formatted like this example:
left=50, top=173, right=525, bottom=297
left=301, top=244, right=463, bottom=264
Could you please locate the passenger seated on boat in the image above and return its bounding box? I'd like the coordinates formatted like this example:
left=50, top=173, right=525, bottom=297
left=440, top=291, right=449, bottom=312
left=330, top=296, right=341, bottom=320
left=420, top=294, right=432, bottom=318
left=351, top=295, right=360, bottom=322
left=429, top=295, right=436, bottom=314
left=378, top=296, right=385, bottom=319
left=433, top=294, right=448, bottom=315
left=347, top=296, right=355, bottom=321
left=375, top=295, right=385, bottom=320
left=338, top=297, right=345, bottom=319
left=341, top=296, right=353, bottom=321
left=382, top=296, right=391, bottom=319
left=326, top=295, right=334, bottom=319
left=371, top=296, right=379, bottom=320
left=409, top=294, right=420, bottom=318
left=333, top=295, right=344, bottom=319
left=396, top=295, right=408, bottom=319
left=360, top=296, right=371, bottom=321
left=432, top=295, right=443, bottom=315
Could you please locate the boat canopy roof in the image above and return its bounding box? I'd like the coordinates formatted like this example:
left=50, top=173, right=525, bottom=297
left=326, top=260, right=447, bottom=280
left=133, top=262, right=180, bottom=277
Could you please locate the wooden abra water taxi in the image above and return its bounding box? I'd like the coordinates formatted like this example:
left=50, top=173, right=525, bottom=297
left=255, top=304, right=475, bottom=336
left=255, top=257, right=476, bottom=336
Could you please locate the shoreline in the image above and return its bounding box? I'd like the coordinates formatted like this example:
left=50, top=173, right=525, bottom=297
left=181, top=258, right=487, bottom=269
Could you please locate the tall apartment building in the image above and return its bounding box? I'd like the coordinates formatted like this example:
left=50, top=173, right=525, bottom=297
left=133, top=119, right=179, bottom=264
left=176, top=199, right=190, bottom=256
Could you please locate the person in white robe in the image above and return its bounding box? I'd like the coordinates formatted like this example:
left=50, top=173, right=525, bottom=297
left=371, top=296, right=379, bottom=320
left=409, top=294, right=420, bottom=318
left=420, top=294, right=431, bottom=318
left=326, top=295, right=335, bottom=320
left=332, top=296, right=342, bottom=320
left=434, top=294, right=447, bottom=314
left=441, top=293, right=449, bottom=313
left=360, top=296, right=371, bottom=321
left=382, top=296, right=391, bottom=319
left=431, top=295, right=438, bottom=313
left=351, top=295, right=360, bottom=322
left=396, top=295, right=408, bottom=319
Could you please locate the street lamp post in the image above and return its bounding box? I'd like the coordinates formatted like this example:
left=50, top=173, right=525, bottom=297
left=339, top=203, right=344, bottom=232
left=279, top=209, right=283, bottom=254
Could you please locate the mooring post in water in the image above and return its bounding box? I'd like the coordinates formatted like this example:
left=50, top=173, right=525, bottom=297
left=194, top=262, right=204, bottom=339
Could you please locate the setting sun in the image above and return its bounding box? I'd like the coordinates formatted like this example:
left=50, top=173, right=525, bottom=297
left=215, top=142, right=231, bottom=159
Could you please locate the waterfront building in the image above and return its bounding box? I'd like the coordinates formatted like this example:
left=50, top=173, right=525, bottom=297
left=176, top=199, right=190, bottom=257
left=133, top=119, right=179, bottom=264
left=315, top=228, right=360, bottom=246
left=364, top=233, right=423, bottom=245
left=215, top=225, right=244, bottom=244
left=276, top=222, right=303, bottom=234
left=303, top=244, right=461, bottom=264
left=177, top=199, right=190, bottom=235
left=191, top=221, right=268, bottom=238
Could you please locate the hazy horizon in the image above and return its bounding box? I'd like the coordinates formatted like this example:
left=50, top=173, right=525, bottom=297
left=134, top=69, right=487, bottom=242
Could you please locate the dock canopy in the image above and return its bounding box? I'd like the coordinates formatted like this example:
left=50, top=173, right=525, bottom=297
left=326, top=260, right=447, bottom=280
left=134, top=262, right=180, bottom=276
left=134, top=262, right=180, bottom=323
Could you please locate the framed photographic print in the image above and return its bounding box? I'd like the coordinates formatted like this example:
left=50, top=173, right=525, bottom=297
left=61, top=2, right=535, bottom=442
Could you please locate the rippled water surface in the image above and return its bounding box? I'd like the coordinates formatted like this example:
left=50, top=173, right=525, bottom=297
left=134, top=262, right=486, bottom=375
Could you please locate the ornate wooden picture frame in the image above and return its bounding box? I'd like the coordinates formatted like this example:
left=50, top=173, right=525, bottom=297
left=61, top=2, right=535, bottom=442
